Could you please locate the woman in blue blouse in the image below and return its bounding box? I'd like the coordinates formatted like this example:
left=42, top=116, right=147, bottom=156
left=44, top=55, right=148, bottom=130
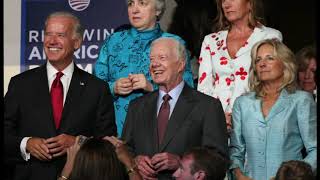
left=94, top=0, right=194, bottom=136
left=229, top=39, right=316, bottom=180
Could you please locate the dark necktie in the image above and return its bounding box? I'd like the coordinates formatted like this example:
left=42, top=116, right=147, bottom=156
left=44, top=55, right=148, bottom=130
left=157, top=94, right=171, bottom=145
left=51, top=72, right=64, bottom=129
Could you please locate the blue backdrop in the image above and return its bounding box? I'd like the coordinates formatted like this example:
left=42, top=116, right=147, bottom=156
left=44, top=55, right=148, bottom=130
left=21, top=0, right=129, bottom=73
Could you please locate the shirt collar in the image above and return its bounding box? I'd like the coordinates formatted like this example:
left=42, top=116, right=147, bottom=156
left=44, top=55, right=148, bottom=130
left=129, top=23, right=162, bottom=40
left=159, top=81, right=185, bottom=101
left=47, top=61, right=74, bottom=79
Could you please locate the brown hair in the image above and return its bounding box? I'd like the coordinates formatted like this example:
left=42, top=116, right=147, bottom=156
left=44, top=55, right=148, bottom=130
left=249, top=39, right=297, bottom=97
left=296, top=45, right=316, bottom=72
left=68, top=138, right=127, bottom=180
left=214, top=0, right=264, bottom=31
left=274, top=160, right=315, bottom=180
left=184, top=147, right=229, bottom=180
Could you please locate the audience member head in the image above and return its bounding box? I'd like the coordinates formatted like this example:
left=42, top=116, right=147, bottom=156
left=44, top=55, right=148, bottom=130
left=273, top=160, right=315, bottom=180
left=215, top=0, right=264, bottom=31
left=249, top=39, right=297, bottom=97
left=173, top=147, right=229, bottom=180
left=68, top=138, right=127, bottom=180
left=149, top=37, right=186, bottom=92
left=296, top=45, right=317, bottom=93
left=127, top=0, right=166, bottom=30
left=44, top=11, right=83, bottom=71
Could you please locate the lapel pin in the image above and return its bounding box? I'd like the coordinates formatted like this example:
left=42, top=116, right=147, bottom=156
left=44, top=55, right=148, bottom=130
left=80, top=82, right=85, bottom=86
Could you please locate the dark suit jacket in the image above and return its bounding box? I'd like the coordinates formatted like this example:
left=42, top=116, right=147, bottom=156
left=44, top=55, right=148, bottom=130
left=4, top=64, right=117, bottom=180
left=122, top=84, right=228, bottom=179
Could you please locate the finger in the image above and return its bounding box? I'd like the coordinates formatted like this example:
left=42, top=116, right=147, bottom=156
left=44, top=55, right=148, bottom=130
left=34, top=147, right=51, bottom=161
left=48, top=145, right=64, bottom=154
left=45, top=136, right=58, bottom=144
left=37, top=144, right=52, bottom=159
left=46, top=141, right=60, bottom=149
left=120, top=82, right=133, bottom=88
left=52, top=149, right=67, bottom=158
left=138, top=164, right=156, bottom=177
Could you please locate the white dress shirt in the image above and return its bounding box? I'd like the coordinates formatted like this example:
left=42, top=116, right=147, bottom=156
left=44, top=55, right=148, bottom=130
left=157, top=81, right=185, bottom=118
left=20, top=62, right=74, bottom=161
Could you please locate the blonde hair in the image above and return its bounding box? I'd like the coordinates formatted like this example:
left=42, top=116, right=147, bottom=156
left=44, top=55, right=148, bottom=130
left=214, top=0, right=264, bottom=31
left=249, top=39, right=297, bottom=97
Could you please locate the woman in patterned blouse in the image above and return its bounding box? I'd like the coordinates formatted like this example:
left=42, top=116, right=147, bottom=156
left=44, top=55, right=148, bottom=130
left=197, top=0, right=282, bottom=132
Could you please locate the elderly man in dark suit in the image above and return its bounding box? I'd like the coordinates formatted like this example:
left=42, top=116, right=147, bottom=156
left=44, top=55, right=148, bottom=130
left=4, top=12, right=116, bottom=180
left=121, top=37, right=228, bottom=180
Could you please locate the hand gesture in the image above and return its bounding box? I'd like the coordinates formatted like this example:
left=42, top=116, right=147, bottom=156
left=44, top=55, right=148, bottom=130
left=129, top=74, right=153, bottom=92
left=151, top=152, right=180, bottom=172
left=45, top=134, right=76, bottom=158
left=26, top=137, right=52, bottom=161
left=135, top=155, right=157, bottom=180
left=114, top=77, right=133, bottom=95
left=60, top=136, right=82, bottom=178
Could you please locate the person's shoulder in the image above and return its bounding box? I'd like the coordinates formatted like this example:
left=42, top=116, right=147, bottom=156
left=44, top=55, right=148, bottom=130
left=189, top=88, right=221, bottom=104
left=10, top=66, right=43, bottom=82
left=288, top=90, right=314, bottom=101
left=76, top=68, right=107, bottom=86
left=104, top=28, right=130, bottom=43
left=235, top=91, right=256, bottom=103
left=130, top=91, right=158, bottom=106
left=259, top=25, right=282, bottom=40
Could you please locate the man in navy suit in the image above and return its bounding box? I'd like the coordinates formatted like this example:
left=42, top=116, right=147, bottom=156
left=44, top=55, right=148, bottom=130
left=121, top=37, right=228, bottom=179
left=4, top=11, right=116, bottom=180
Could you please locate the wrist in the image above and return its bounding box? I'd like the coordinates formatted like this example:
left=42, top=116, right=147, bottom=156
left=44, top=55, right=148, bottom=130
left=58, top=175, right=68, bottom=180
left=126, top=163, right=138, bottom=175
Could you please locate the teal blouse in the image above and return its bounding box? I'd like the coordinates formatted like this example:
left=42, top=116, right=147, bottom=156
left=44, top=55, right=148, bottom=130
left=229, top=89, right=317, bottom=180
left=94, top=24, right=194, bottom=136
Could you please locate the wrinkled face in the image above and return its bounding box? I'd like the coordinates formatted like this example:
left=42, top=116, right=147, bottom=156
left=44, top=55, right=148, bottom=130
left=298, top=58, right=316, bottom=92
left=222, top=0, right=251, bottom=23
left=173, top=156, right=195, bottom=180
left=149, top=39, right=185, bottom=91
left=44, top=16, right=81, bottom=65
left=255, top=44, right=284, bottom=84
left=127, top=0, right=159, bottom=30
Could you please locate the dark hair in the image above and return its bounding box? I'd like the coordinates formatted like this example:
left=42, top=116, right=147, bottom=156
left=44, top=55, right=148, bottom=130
left=184, top=147, right=229, bottom=180
left=168, top=0, right=217, bottom=58
left=275, top=160, right=315, bottom=180
left=68, top=138, right=127, bottom=180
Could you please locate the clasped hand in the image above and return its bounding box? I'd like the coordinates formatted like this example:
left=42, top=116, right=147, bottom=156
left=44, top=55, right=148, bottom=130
left=26, top=134, right=76, bottom=161
left=135, top=152, right=180, bottom=180
left=114, top=74, right=153, bottom=95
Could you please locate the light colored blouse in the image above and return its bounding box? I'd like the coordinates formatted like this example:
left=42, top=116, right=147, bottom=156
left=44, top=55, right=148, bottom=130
left=197, top=25, right=282, bottom=112
left=229, top=89, right=317, bottom=180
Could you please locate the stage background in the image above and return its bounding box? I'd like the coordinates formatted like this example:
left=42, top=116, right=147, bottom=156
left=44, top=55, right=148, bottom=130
left=3, top=0, right=316, bottom=95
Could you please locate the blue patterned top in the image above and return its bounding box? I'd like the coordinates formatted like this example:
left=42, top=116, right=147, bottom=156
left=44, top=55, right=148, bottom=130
left=229, top=89, right=317, bottom=180
left=94, top=23, right=194, bottom=136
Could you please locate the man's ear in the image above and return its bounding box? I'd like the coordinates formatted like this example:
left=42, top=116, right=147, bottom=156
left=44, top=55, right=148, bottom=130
left=177, top=59, right=186, bottom=73
left=73, top=37, right=82, bottom=50
left=193, top=170, right=206, bottom=180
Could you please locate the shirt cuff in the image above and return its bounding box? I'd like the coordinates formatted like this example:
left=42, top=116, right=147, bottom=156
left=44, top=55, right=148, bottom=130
left=20, top=137, right=32, bottom=161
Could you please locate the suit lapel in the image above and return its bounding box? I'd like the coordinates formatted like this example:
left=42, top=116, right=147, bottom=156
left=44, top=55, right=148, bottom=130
left=159, top=85, right=196, bottom=151
left=236, top=26, right=266, bottom=58
left=58, top=65, right=86, bottom=130
left=36, top=64, right=58, bottom=134
left=266, top=89, right=290, bottom=121
left=216, top=30, right=231, bottom=60
left=145, top=91, right=159, bottom=154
